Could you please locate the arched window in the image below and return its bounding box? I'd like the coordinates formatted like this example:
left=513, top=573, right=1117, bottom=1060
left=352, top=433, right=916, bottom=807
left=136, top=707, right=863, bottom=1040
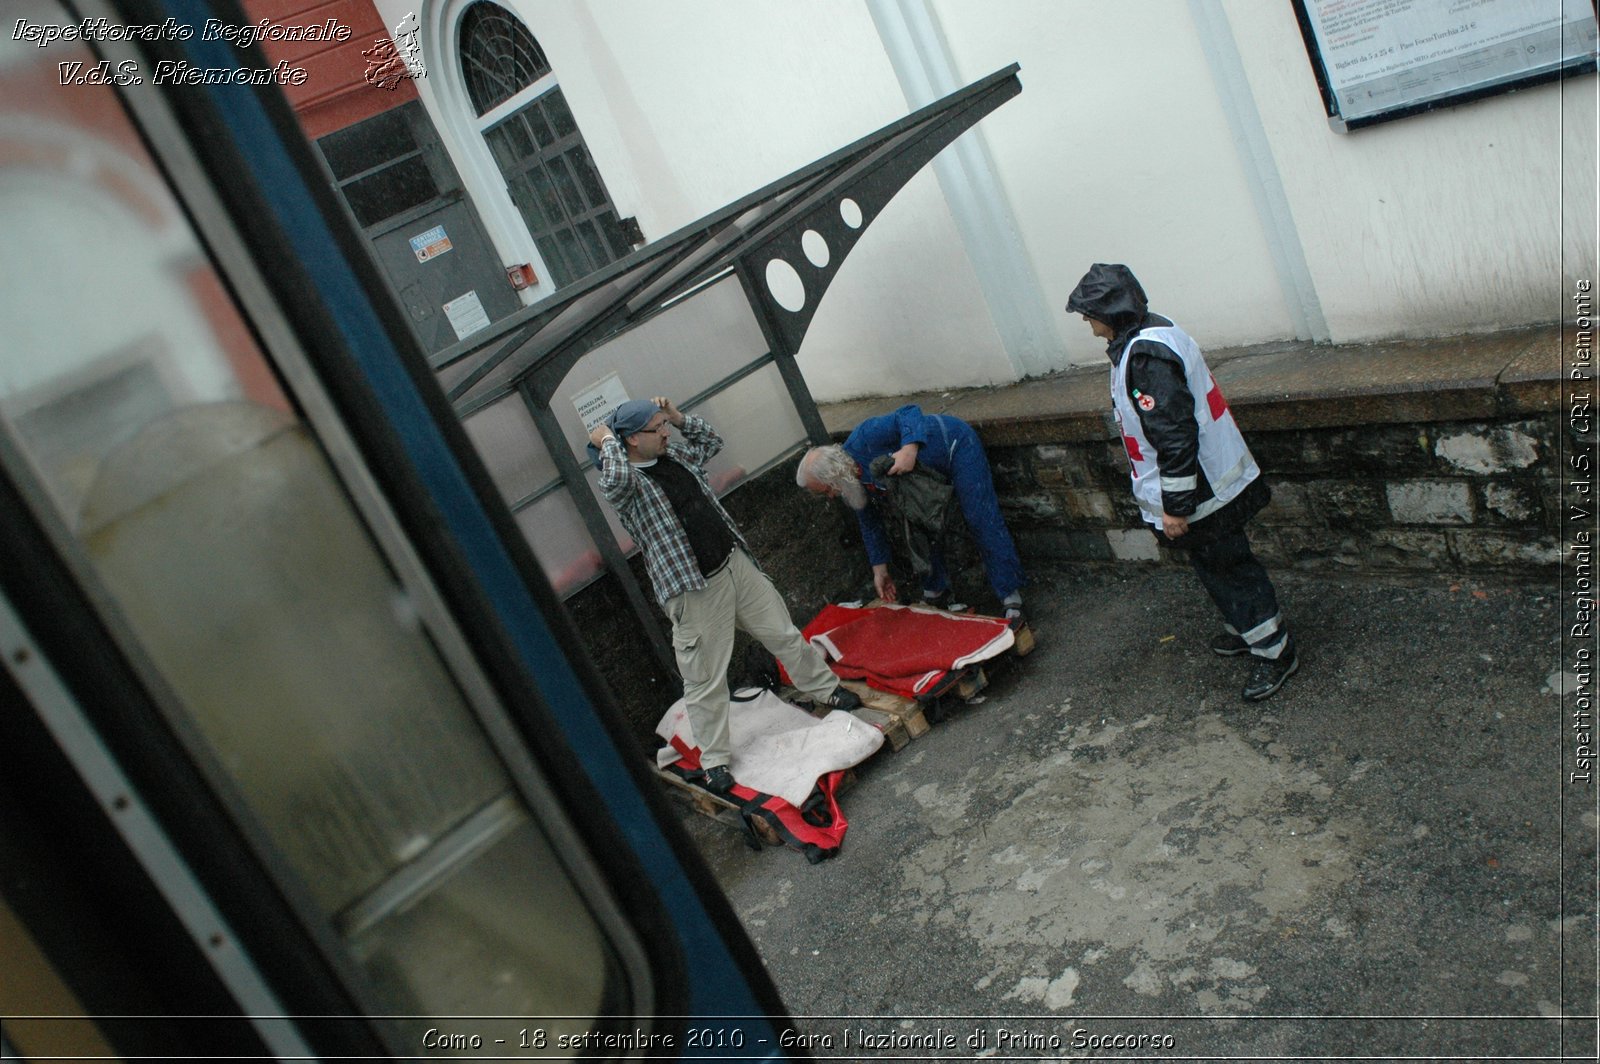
left=459, top=3, right=548, bottom=116
left=457, top=2, right=633, bottom=288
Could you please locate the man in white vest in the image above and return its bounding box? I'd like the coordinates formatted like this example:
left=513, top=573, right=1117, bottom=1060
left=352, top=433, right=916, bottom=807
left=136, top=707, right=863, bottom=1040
left=1067, top=263, right=1298, bottom=701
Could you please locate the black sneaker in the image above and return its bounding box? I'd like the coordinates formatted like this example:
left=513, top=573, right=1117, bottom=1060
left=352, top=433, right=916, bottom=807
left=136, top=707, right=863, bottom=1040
left=1241, top=650, right=1299, bottom=701
left=818, top=686, right=862, bottom=712
left=698, top=765, right=735, bottom=794
left=1211, top=631, right=1250, bottom=657
left=922, top=589, right=970, bottom=613
left=1004, top=604, right=1027, bottom=630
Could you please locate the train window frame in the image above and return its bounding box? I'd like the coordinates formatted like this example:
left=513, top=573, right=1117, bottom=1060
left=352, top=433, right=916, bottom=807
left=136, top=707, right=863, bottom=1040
left=109, top=61, right=664, bottom=1054
left=2, top=0, right=686, bottom=1052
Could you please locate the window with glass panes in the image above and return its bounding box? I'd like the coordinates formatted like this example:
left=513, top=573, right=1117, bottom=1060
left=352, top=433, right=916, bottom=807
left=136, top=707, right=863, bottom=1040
left=318, top=103, right=440, bottom=230
left=459, top=2, right=632, bottom=287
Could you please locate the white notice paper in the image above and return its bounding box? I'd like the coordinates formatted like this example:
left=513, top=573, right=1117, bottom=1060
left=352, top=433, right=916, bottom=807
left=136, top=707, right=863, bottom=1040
left=572, top=371, right=632, bottom=433
left=442, top=290, right=490, bottom=341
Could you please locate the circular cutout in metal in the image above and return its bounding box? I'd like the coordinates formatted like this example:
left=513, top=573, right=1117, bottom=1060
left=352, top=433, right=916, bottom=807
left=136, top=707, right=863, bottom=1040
left=765, top=258, right=806, bottom=312
left=801, top=229, right=831, bottom=268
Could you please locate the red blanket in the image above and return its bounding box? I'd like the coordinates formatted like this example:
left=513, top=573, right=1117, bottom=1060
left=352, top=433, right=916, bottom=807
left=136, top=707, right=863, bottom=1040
left=790, top=603, right=1015, bottom=699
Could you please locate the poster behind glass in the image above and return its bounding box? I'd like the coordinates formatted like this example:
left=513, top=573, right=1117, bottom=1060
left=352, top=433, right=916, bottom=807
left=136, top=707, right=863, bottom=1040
left=1292, top=0, right=1598, bottom=131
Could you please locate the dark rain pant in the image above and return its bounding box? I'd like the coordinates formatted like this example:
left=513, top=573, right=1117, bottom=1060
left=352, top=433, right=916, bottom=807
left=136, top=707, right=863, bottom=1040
left=1182, top=528, right=1289, bottom=660
left=921, top=417, right=1025, bottom=602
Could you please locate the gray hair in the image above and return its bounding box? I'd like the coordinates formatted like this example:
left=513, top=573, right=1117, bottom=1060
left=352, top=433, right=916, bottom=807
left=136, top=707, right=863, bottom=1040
left=797, top=445, right=867, bottom=510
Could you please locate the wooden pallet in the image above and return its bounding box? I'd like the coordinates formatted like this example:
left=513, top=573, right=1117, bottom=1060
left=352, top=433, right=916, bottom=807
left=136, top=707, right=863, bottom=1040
left=836, top=678, right=928, bottom=747
left=795, top=617, right=1024, bottom=748
left=656, top=766, right=781, bottom=843
left=761, top=604, right=1033, bottom=752
left=955, top=666, right=989, bottom=700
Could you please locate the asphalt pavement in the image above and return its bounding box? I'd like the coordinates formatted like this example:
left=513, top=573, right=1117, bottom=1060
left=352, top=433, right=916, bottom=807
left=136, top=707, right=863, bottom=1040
left=673, top=564, right=1597, bottom=1060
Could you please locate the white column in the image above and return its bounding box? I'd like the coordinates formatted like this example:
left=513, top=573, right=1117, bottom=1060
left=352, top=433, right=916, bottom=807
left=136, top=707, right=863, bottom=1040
left=866, top=0, right=1063, bottom=379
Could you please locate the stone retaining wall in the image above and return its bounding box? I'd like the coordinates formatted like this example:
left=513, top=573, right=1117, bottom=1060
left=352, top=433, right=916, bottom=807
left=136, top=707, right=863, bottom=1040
left=990, top=413, right=1563, bottom=574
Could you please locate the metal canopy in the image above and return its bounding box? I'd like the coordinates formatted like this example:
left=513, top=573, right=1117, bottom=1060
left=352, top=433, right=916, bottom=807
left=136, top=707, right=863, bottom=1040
left=437, top=63, right=1022, bottom=428
left=438, top=63, right=1022, bottom=680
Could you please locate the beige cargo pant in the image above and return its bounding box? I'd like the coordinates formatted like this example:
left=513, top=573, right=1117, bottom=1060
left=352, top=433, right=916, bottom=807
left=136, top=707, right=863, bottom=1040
left=665, top=548, right=840, bottom=770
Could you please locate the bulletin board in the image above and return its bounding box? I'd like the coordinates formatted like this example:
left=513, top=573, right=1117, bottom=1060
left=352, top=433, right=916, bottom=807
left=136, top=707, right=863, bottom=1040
left=1291, top=0, right=1598, bottom=131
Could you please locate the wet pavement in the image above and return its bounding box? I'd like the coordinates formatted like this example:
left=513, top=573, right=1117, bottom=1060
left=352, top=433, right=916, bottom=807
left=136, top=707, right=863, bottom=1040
left=673, top=564, right=1596, bottom=1060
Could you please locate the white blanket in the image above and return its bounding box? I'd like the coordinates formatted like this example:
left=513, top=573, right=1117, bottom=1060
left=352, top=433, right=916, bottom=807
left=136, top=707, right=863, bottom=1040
left=655, top=687, right=884, bottom=806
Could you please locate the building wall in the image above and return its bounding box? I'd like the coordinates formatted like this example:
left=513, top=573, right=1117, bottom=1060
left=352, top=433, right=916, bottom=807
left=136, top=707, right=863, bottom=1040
left=243, top=0, right=417, bottom=139
left=930, top=0, right=1302, bottom=364
left=936, top=0, right=1595, bottom=352
left=1219, top=0, right=1592, bottom=341
left=383, top=0, right=1015, bottom=400
left=992, top=414, right=1564, bottom=576
left=534, top=0, right=1016, bottom=401
left=379, top=0, right=1595, bottom=399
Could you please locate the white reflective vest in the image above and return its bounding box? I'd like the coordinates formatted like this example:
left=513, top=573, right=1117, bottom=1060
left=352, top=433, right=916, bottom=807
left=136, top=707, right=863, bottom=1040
left=1111, top=324, right=1258, bottom=528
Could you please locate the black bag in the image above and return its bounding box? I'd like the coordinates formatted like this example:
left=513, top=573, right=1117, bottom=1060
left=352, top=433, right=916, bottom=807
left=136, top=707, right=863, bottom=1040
left=867, top=455, right=956, bottom=580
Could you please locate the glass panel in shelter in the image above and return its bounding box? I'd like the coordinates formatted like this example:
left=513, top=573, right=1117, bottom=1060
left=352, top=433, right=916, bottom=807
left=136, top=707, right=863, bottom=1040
left=679, top=363, right=808, bottom=496
left=461, top=393, right=557, bottom=504
left=549, top=275, right=772, bottom=467
left=513, top=486, right=623, bottom=597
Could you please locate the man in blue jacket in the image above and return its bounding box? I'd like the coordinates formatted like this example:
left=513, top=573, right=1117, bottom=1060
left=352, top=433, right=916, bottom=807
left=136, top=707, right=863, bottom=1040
left=797, top=405, right=1025, bottom=625
left=1067, top=262, right=1297, bottom=701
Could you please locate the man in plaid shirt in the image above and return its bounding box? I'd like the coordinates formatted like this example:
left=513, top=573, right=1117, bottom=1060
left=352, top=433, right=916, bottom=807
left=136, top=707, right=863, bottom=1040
left=589, top=396, right=860, bottom=794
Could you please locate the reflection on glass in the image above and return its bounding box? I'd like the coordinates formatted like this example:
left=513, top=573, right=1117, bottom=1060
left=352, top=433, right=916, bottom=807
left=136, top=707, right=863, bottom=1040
left=551, top=154, right=585, bottom=216
left=0, top=0, right=621, bottom=1042
left=508, top=112, right=539, bottom=157
left=573, top=150, right=606, bottom=209
left=462, top=398, right=559, bottom=500
left=506, top=174, right=548, bottom=230
left=320, top=108, right=418, bottom=181
left=516, top=487, right=610, bottom=595
left=343, top=155, right=439, bottom=228
left=555, top=227, right=587, bottom=279
left=485, top=125, right=521, bottom=172
left=459, top=1, right=551, bottom=116
left=576, top=219, right=607, bottom=269
left=529, top=167, right=564, bottom=229
left=599, top=212, right=631, bottom=259
left=351, top=816, right=615, bottom=1049
left=79, top=403, right=510, bottom=914
left=545, top=87, right=577, bottom=139
left=526, top=104, right=555, bottom=149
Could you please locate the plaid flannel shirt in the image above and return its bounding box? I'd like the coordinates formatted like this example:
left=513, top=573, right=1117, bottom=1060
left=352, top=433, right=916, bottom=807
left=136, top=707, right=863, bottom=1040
left=596, top=414, right=752, bottom=604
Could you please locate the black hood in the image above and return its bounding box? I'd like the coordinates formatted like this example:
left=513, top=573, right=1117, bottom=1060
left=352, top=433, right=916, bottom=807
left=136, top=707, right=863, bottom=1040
left=1066, top=263, right=1148, bottom=335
